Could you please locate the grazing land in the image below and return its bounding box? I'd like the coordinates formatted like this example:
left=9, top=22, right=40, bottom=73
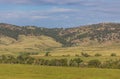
left=0, top=23, right=120, bottom=79
left=0, top=64, right=120, bottom=79
left=38, top=45, right=120, bottom=56
left=0, top=23, right=120, bottom=56
left=33, top=56, right=120, bottom=62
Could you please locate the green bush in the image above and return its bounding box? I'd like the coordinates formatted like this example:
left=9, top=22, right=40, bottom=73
left=88, top=59, right=101, bottom=68
left=73, top=58, right=83, bottom=67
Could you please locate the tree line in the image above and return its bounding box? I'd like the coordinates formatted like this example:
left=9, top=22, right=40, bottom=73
left=0, top=54, right=120, bottom=69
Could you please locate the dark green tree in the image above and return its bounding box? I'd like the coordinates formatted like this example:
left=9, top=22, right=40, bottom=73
left=73, top=58, right=83, bottom=67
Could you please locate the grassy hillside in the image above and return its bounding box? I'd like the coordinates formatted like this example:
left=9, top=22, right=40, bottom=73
left=0, top=64, right=120, bottom=79
left=0, top=23, right=120, bottom=56
left=0, top=35, right=61, bottom=55
left=0, top=22, right=120, bottom=47
left=12, top=35, right=61, bottom=49
left=0, top=36, right=16, bottom=44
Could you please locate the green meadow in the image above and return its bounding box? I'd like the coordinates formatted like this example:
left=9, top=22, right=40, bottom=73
left=0, top=64, right=120, bottom=79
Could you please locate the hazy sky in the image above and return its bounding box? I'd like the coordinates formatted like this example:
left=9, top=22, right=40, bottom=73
left=0, top=0, right=120, bottom=28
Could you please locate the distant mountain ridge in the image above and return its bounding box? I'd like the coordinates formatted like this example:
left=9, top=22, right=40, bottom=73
left=0, top=23, right=120, bottom=47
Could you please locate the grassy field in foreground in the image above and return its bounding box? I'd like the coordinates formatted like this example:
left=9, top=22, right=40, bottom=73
left=0, top=64, right=120, bottom=79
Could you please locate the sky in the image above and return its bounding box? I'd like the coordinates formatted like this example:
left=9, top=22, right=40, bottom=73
left=0, top=0, right=120, bottom=28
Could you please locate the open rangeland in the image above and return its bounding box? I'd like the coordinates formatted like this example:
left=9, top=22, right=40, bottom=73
left=0, top=64, right=120, bottom=79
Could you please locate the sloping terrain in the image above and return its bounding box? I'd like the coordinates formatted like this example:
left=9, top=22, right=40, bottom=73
left=59, top=23, right=120, bottom=46
left=0, top=22, right=119, bottom=55
left=0, top=22, right=120, bottom=47
left=0, top=35, right=61, bottom=55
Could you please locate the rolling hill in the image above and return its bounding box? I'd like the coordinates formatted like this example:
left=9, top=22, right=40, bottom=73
left=0, top=35, right=61, bottom=55
left=0, top=22, right=119, bottom=55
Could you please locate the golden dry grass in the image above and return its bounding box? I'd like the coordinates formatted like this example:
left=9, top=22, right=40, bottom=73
left=0, top=35, right=61, bottom=55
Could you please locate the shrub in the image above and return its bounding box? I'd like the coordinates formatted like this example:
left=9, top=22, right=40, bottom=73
left=73, top=58, right=83, bottom=67
left=45, top=52, right=50, bottom=56
left=88, top=59, right=101, bottom=68
left=95, top=53, right=102, bottom=57
left=81, top=52, right=90, bottom=57
left=62, top=54, right=70, bottom=57
left=111, top=53, right=116, bottom=56
left=75, top=54, right=80, bottom=57
left=66, top=54, right=70, bottom=57
left=101, top=59, right=120, bottom=69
